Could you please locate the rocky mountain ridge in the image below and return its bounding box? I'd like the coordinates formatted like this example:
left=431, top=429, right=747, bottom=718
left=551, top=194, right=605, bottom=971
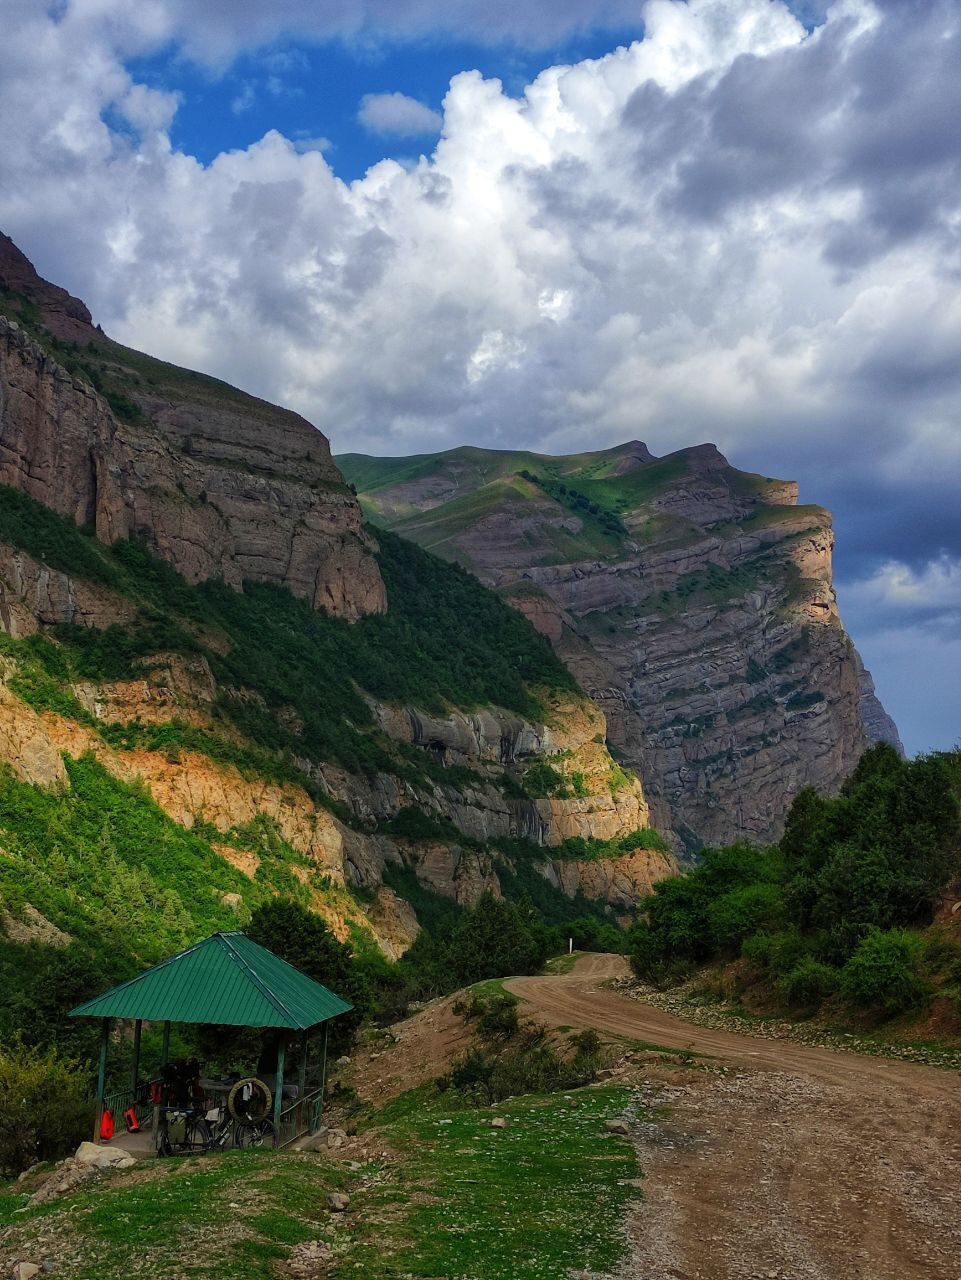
left=0, top=233, right=674, bottom=963
left=0, top=236, right=384, bottom=620
left=339, top=441, right=902, bottom=849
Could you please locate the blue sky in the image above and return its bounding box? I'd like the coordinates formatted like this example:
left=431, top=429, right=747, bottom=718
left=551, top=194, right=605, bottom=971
left=130, top=28, right=644, bottom=181
left=1, top=0, right=958, bottom=755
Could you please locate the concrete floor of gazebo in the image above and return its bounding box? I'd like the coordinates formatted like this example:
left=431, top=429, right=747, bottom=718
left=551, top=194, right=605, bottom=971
left=107, top=1121, right=330, bottom=1159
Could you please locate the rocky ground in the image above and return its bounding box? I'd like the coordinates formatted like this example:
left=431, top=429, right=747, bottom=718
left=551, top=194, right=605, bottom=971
left=509, top=955, right=961, bottom=1280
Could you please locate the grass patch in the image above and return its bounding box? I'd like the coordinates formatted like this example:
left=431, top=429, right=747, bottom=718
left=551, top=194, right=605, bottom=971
left=0, top=1087, right=642, bottom=1280
left=352, top=1084, right=640, bottom=1279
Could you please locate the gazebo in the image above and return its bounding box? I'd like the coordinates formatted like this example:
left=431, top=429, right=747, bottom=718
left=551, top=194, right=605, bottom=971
left=70, top=931, right=353, bottom=1150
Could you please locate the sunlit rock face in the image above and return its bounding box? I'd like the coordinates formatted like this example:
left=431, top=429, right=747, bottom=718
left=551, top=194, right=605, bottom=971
left=0, top=234, right=385, bottom=620
left=341, top=440, right=900, bottom=850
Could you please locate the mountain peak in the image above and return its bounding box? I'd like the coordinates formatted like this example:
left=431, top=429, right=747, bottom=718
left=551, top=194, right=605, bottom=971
left=0, top=232, right=94, bottom=343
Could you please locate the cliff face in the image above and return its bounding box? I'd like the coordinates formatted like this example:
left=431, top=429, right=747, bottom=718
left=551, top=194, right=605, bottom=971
left=339, top=441, right=902, bottom=849
left=0, top=238, right=385, bottom=619
left=0, top=240, right=675, bottom=958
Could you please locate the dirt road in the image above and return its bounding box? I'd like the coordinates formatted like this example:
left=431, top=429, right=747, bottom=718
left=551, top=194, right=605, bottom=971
left=507, top=955, right=961, bottom=1280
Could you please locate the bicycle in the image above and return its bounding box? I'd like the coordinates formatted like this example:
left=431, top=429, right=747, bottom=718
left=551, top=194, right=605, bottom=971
left=156, top=1077, right=276, bottom=1156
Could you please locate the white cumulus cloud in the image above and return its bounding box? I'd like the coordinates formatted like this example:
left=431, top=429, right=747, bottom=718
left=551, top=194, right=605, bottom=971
left=2, top=0, right=961, bottom=747
left=358, top=92, right=443, bottom=137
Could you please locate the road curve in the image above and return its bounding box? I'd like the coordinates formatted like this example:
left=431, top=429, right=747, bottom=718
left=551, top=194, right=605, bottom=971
left=507, top=954, right=961, bottom=1279
left=507, top=952, right=959, bottom=1102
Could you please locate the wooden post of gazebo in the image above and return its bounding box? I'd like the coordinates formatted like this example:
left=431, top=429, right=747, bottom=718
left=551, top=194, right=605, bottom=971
left=93, top=1016, right=111, bottom=1141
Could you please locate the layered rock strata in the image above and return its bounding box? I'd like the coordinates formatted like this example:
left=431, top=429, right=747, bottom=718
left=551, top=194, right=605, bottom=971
left=0, top=237, right=384, bottom=619
left=341, top=442, right=902, bottom=849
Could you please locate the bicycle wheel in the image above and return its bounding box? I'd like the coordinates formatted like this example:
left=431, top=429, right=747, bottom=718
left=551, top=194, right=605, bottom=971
left=184, top=1116, right=212, bottom=1153
left=155, top=1124, right=173, bottom=1158
left=235, top=1119, right=277, bottom=1149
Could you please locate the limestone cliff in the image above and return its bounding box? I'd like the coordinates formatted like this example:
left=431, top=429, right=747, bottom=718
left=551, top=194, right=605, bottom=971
left=0, top=236, right=384, bottom=619
left=0, top=235, right=672, bottom=958
left=339, top=441, right=901, bottom=850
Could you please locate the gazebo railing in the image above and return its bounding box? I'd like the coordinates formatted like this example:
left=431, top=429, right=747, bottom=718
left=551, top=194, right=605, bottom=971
left=274, top=1083, right=325, bottom=1149
left=102, top=1084, right=152, bottom=1134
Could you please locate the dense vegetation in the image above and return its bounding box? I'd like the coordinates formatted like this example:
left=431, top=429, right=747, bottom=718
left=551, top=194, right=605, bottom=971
left=629, top=744, right=961, bottom=1021
left=0, top=485, right=576, bottom=781
left=0, top=477, right=638, bottom=1135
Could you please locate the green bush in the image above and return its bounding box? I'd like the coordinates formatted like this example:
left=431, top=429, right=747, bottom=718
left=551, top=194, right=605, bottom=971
left=442, top=1025, right=600, bottom=1105
left=707, top=883, right=784, bottom=953
left=920, top=930, right=961, bottom=978
left=454, top=989, right=520, bottom=1040
left=742, top=927, right=808, bottom=977
left=777, top=958, right=838, bottom=1010
left=523, top=761, right=569, bottom=799
left=839, top=930, right=929, bottom=1015
left=0, top=1041, right=92, bottom=1175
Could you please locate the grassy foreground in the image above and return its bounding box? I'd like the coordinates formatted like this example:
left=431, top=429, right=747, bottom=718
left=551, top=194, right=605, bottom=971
left=0, top=1086, right=640, bottom=1279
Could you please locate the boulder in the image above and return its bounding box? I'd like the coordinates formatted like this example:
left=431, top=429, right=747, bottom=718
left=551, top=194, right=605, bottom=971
left=13, top=1263, right=41, bottom=1280
left=604, top=1118, right=630, bottom=1135
left=490, top=1117, right=508, bottom=1129
left=74, top=1141, right=136, bottom=1170
left=325, top=1192, right=350, bottom=1212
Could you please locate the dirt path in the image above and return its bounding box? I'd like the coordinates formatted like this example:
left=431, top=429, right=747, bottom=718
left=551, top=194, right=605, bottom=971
left=507, top=955, right=961, bottom=1280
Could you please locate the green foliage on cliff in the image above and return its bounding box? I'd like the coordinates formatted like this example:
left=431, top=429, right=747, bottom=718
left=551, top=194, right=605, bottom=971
left=0, top=486, right=576, bottom=781
left=629, top=744, right=961, bottom=1021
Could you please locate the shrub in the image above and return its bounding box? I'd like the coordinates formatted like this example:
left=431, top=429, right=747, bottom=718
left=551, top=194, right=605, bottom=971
left=707, top=883, right=784, bottom=953
left=778, top=958, right=839, bottom=1010
left=839, top=930, right=929, bottom=1015
left=523, top=761, right=569, bottom=799
left=0, top=1041, right=92, bottom=1175
left=442, top=1025, right=600, bottom=1105
left=920, top=930, right=961, bottom=978
left=455, top=989, right=520, bottom=1040
left=742, top=927, right=807, bottom=977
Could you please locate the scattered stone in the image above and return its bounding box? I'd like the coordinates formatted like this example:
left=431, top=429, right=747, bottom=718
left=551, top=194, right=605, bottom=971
left=26, top=1160, right=97, bottom=1207
left=490, top=1117, right=508, bottom=1129
left=283, top=1240, right=331, bottom=1277
left=325, top=1192, right=350, bottom=1212
left=605, top=1118, right=630, bottom=1135
left=321, top=1126, right=348, bottom=1151
left=335, top=1055, right=351, bottom=1067
left=13, top=1263, right=41, bottom=1280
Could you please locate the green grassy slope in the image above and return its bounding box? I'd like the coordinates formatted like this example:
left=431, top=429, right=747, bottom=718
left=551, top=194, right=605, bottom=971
left=0, top=1084, right=641, bottom=1280
left=338, top=442, right=797, bottom=567
left=338, top=441, right=649, bottom=497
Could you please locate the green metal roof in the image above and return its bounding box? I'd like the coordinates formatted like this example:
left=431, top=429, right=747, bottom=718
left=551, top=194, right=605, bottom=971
left=69, top=932, right=353, bottom=1029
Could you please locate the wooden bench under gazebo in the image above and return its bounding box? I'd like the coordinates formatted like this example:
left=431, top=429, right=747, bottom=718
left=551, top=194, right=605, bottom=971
left=70, top=931, right=353, bottom=1153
